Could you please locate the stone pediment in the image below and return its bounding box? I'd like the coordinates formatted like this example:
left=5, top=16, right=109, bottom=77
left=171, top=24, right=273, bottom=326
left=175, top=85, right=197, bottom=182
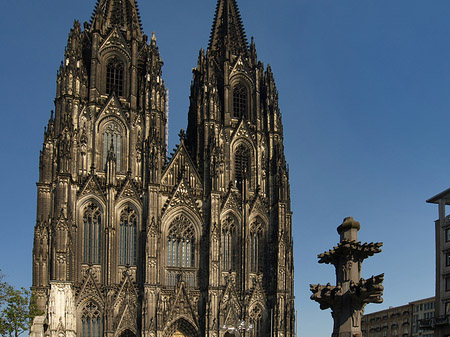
left=248, top=277, right=267, bottom=309
left=249, top=195, right=268, bottom=221
left=230, top=55, right=251, bottom=78
left=96, top=95, right=128, bottom=127
left=113, top=272, right=138, bottom=322
left=167, top=282, right=199, bottom=327
left=161, top=177, right=201, bottom=218
left=231, top=119, right=256, bottom=144
left=99, top=27, right=131, bottom=60
left=221, top=189, right=242, bottom=214
left=115, top=304, right=137, bottom=336
left=161, top=143, right=202, bottom=190
left=78, top=174, right=106, bottom=201
left=220, top=275, right=241, bottom=319
left=116, top=177, right=141, bottom=204
left=77, top=269, right=104, bottom=306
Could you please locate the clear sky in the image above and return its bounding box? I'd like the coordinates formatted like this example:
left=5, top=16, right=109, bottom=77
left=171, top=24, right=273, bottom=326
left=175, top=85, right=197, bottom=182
left=1, top=0, right=450, bottom=336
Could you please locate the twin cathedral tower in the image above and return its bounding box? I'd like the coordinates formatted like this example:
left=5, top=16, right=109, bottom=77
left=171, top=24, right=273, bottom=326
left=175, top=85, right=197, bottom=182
left=31, top=1, right=295, bottom=337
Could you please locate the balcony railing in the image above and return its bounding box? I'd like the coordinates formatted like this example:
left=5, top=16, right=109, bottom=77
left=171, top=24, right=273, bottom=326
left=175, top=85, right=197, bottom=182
left=419, top=316, right=450, bottom=329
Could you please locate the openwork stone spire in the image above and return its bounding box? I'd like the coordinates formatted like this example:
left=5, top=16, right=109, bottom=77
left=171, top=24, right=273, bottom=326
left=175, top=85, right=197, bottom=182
left=310, top=217, right=384, bottom=337
left=91, top=0, right=143, bottom=35
left=208, top=0, right=248, bottom=60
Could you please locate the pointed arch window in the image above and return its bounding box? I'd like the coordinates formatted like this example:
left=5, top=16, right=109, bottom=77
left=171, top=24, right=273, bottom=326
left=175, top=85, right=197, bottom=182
left=221, top=216, right=238, bottom=271
left=250, top=305, right=263, bottom=337
left=233, top=84, right=248, bottom=119
left=81, top=301, right=102, bottom=337
left=83, top=203, right=102, bottom=264
left=102, top=121, right=123, bottom=171
left=235, top=144, right=250, bottom=190
left=106, top=57, right=124, bottom=97
left=249, top=220, right=263, bottom=273
left=119, top=206, right=137, bottom=265
left=167, top=215, right=195, bottom=268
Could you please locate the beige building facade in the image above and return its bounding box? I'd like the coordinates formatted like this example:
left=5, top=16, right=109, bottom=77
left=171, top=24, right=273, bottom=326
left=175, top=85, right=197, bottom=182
left=361, top=297, right=435, bottom=337
left=31, top=1, right=295, bottom=337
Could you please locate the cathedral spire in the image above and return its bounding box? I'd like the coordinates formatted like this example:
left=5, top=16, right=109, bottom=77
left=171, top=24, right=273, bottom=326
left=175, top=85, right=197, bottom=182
left=91, top=0, right=143, bottom=36
left=208, top=0, right=248, bottom=60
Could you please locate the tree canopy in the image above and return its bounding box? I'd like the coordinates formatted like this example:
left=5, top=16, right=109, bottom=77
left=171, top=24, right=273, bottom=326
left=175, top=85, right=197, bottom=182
left=0, top=271, right=42, bottom=337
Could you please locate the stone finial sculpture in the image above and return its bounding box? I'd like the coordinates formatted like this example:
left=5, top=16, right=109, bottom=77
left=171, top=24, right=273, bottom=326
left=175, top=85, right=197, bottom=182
left=310, top=217, right=384, bottom=337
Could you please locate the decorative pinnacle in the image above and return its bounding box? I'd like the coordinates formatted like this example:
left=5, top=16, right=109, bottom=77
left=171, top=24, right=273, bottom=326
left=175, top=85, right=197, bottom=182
left=337, top=216, right=360, bottom=235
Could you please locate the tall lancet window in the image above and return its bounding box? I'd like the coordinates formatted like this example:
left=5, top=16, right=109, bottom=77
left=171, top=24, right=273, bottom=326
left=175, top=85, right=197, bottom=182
left=233, top=84, right=247, bottom=118
left=221, top=216, right=237, bottom=271
left=106, top=57, right=124, bottom=97
left=234, top=144, right=250, bottom=190
left=83, top=202, right=102, bottom=264
left=103, top=122, right=122, bottom=171
left=119, top=206, right=137, bottom=265
left=167, top=215, right=195, bottom=268
left=250, top=220, right=263, bottom=272
left=81, top=301, right=102, bottom=337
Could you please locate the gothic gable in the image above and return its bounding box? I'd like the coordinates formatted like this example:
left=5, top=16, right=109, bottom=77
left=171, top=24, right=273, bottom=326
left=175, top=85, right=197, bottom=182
left=116, top=177, right=141, bottom=204
left=78, top=174, right=106, bottom=201
left=77, top=269, right=104, bottom=306
left=161, top=177, right=201, bottom=219
left=113, top=272, right=138, bottom=331
left=230, top=55, right=252, bottom=79
left=99, top=27, right=131, bottom=60
left=220, top=276, right=241, bottom=323
left=166, top=282, right=199, bottom=328
left=54, top=208, right=69, bottom=232
left=161, top=142, right=202, bottom=190
left=231, top=119, right=256, bottom=144
left=95, top=95, right=129, bottom=128
left=115, top=305, right=138, bottom=337
left=221, top=189, right=242, bottom=215
left=249, top=194, right=268, bottom=222
left=248, top=276, right=267, bottom=310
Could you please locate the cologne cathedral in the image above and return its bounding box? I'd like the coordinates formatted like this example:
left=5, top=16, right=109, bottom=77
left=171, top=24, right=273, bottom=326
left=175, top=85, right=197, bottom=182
left=31, top=1, right=295, bottom=337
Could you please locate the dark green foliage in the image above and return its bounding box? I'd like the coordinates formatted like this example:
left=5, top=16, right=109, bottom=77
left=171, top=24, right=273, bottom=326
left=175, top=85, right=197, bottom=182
left=0, top=271, right=43, bottom=337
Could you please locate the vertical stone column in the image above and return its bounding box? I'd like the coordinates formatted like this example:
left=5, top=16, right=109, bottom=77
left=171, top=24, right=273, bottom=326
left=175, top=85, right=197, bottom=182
left=310, top=217, right=384, bottom=337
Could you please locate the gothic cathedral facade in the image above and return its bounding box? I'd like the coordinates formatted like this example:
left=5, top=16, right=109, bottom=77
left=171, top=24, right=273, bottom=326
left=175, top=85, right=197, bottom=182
left=31, top=1, right=295, bottom=337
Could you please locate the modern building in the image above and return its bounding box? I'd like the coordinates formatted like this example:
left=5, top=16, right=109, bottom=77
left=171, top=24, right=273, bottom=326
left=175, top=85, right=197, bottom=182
left=361, top=297, right=435, bottom=337
left=424, top=189, right=450, bottom=337
left=30, top=1, right=295, bottom=337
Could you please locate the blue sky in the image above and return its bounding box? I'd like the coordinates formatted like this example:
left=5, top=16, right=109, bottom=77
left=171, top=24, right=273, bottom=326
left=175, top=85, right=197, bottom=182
left=1, top=0, right=450, bottom=336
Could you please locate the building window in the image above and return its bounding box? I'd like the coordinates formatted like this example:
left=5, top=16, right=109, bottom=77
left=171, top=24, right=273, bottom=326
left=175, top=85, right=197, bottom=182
left=83, top=202, right=102, bottom=264
left=234, top=144, right=250, bottom=190
left=221, top=216, right=238, bottom=271
left=446, top=277, right=450, bottom=292
left=446, top=228, right=450, bottom=242
left=81, top=302, right=102, bottom=337
left=250, top=220, right=263, bottom=272
left=233, top=84, right=247, bottom=119
left=103, top=121, right=123, bottom=171
left=106, top=57, right=124, bottom=97
left=119, top=206, right=137, bottom=265
left=167, top=214, right=195, bottom=268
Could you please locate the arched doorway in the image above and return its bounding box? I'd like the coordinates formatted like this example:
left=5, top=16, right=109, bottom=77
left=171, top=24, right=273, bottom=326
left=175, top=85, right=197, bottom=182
left=165, top=318, right=198, bottom=337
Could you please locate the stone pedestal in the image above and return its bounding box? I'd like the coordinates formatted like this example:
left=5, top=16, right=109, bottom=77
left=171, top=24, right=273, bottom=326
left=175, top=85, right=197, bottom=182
left=310, top=217, right=384, bottom=337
